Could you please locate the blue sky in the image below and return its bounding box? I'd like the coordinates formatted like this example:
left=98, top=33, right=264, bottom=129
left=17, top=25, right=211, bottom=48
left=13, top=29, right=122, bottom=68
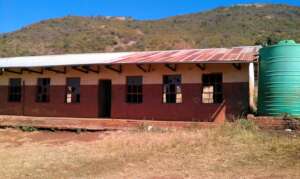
left=1, top=0, right=300, bottom=33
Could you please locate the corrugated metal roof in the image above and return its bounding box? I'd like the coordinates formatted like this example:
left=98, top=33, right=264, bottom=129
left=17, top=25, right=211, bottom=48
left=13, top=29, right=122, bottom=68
left=0, top=46, right=259, bottom=68
left=0, top=52, right=134, bottom=68
left=116, top=46, right=260, bottom=64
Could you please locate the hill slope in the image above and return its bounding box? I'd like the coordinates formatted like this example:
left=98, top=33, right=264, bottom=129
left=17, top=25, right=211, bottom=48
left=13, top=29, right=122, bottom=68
left=1, top=4, right=300, bottom=57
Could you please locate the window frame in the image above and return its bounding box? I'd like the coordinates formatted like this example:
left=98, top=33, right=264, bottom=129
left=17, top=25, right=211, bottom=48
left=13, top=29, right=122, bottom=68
left=36, top=78, right=51, bottom=103
left=126, top=76, right=143, bottom=104
left=162, top=74, right=182, bottom=104
left=65, top=77, right=81, bottom=104
left=202, top=73, right=223, bottom=104
left=8, top=78, right=22, bottom=103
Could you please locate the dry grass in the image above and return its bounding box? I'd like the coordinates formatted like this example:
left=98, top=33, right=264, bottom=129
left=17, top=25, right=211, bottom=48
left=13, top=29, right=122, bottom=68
left=0, top=121, right=299, bottom=179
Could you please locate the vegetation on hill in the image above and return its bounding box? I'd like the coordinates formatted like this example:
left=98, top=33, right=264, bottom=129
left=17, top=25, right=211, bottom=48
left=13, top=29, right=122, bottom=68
left=1, top=4, right=300, bottom=57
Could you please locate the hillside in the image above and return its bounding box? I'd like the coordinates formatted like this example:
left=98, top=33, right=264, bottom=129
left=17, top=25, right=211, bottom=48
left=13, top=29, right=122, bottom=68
left=1, top=4, right=300, bottom=57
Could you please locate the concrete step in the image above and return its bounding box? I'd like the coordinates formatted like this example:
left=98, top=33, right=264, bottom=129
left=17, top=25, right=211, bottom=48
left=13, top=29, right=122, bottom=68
left=0, top=115, right=217, bottom=131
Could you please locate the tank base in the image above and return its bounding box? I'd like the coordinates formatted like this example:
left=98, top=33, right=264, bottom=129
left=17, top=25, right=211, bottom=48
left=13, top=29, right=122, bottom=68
left=247, top=114, right=300, bottom=130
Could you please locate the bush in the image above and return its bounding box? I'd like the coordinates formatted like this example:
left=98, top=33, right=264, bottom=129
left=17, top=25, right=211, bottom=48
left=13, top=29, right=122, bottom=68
left=19, top=126, right=37, bottom=132
left=237, top=119, right=258, bottom=131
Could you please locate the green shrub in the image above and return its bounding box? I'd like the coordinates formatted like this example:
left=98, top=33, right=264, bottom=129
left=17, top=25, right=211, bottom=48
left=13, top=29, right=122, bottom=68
left=237, top=119, right=258, bottom=131
left=19, top=126, right=37, bottom=132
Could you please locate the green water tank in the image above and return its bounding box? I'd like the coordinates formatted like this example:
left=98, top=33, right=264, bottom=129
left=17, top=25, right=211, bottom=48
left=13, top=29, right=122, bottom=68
left=258, top=40, right=300, bottom=116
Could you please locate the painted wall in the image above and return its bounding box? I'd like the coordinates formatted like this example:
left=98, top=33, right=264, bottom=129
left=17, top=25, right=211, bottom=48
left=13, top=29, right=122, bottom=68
left=0, top=63, right=249, bottom=121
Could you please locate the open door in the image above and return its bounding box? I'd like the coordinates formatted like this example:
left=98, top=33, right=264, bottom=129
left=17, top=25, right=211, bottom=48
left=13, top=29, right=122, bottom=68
left=99, top=80, right=112, bottom=118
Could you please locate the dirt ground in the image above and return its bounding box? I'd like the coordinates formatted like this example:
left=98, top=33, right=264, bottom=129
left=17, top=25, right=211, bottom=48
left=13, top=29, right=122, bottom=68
left=0, top=123, right=299, bottom=179
left=0, top=128, right=111, bottom=147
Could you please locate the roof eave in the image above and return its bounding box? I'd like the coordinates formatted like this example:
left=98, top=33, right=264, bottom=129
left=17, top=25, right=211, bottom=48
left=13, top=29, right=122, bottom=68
left=0, top=60, right=255, bottom=69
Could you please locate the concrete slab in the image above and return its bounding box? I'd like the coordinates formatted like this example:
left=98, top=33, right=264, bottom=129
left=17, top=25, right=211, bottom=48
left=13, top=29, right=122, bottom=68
left=0, top=115, right=217, bottom=131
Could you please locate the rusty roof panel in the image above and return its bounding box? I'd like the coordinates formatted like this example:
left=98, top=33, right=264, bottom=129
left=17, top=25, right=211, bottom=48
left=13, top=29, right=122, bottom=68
left=115, top=46, right=259, bottom=64
left=0, top=46, right=260, bottom=68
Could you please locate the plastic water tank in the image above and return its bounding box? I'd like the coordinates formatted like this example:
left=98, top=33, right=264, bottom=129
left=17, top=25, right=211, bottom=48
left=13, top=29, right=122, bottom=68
left=258, top=40, right=300, bottom=116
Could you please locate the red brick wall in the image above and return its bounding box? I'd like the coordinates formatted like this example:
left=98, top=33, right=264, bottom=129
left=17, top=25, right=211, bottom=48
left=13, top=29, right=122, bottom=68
left=0, top=86, right=24, bottom=115
left=23, top=85, right=99, bottom=118
left=0, top=85, right=98, bottom=118
left=112, top=83, right=248, bottom=121
left=0, top=82, right=248, bottom=121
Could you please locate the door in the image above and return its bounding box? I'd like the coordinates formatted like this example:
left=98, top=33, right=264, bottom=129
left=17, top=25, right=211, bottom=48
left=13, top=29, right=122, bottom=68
left=99, top=80, right=112, bottom=118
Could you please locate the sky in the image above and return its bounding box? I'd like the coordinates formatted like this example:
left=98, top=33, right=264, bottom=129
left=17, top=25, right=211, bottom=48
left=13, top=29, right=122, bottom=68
left=1, top=0, right=300, bottom=33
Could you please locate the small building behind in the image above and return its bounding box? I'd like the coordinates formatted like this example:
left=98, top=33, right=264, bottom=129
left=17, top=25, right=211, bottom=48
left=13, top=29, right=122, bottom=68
left=0, top=47, right=259, bottom=122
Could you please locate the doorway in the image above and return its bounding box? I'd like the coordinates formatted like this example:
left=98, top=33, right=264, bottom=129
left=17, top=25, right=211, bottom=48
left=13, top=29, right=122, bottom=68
left=99, top=80, right=112, bottom=118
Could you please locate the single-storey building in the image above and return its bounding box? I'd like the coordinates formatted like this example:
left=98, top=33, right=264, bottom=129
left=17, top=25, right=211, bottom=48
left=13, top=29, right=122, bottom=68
left=0, top=47, right=259, bottom=122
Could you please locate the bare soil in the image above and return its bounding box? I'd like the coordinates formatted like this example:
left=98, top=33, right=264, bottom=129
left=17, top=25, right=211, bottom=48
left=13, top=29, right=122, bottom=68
left=0, top=123, right=299, bottom=179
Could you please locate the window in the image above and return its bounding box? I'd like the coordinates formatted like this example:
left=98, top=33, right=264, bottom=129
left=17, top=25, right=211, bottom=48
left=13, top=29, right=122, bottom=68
left=163, top=75, right=182, bottom=104
left=8, top=78, right=22, bottom=102
left=126, top=76, right=143, bottom=103
left=202, top=74, right=223, bottom=104
left=36, top=78, right=50, bottom=103
left=65, top=78, right=80, bottom=104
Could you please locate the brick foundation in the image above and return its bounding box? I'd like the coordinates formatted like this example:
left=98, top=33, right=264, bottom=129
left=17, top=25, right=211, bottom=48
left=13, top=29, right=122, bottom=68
left=247, top=115, right=300, bottom=130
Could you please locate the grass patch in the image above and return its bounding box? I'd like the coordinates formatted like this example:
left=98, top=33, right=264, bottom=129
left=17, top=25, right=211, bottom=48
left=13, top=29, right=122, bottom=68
left=135, top=123, right=168, bottom=133
left=18, top=126, right=38, bottom=132
left=0, top=122, right=299, bottom=178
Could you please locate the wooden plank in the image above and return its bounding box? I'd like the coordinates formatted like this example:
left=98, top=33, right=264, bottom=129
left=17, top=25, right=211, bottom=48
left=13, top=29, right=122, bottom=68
left=165, top=64, right=177, bottom=72
left=23, top=68, right=43, bottom=74
left=45, top=67, right=66, bottom=74
left=106, top=65, right=122, bottom=73
left=72, top=66, right=89, bottom=73
left=196, top=64, right=206, bottom=70
left=82, top=65, right=100, bottom=74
